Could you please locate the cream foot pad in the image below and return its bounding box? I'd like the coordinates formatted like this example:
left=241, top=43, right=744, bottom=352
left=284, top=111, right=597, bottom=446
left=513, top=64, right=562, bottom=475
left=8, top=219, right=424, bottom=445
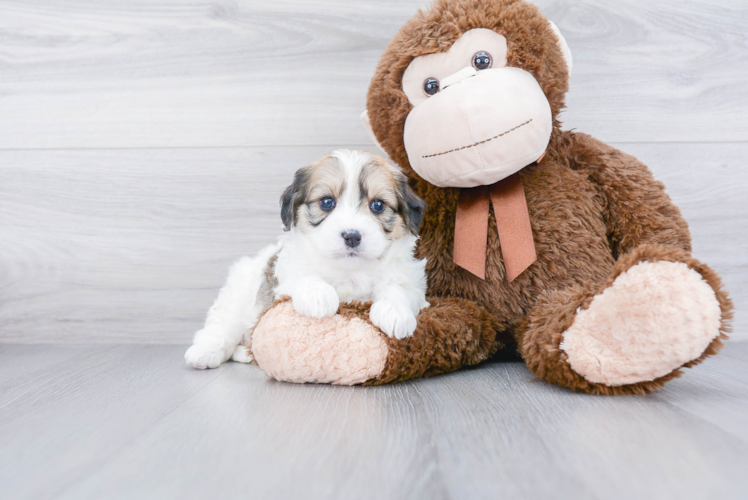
left=561, top=261, right=721, bottom=386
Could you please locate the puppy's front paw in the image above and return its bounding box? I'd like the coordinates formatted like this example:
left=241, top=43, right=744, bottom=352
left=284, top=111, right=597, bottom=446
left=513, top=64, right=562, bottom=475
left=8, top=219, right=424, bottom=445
left=369, top=300, right=417, bottom=340
left=185, top=344, right=223, bottom=370
left=231, top=345, right=254, bottom=364
left=292, top=277, right=340, bottom=318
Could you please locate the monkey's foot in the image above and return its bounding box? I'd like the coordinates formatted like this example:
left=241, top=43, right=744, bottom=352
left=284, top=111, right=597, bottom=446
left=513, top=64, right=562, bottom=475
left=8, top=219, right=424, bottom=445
left=521, top=245, right=731, bottom=394
left=560, top=260, right=721, bottom=386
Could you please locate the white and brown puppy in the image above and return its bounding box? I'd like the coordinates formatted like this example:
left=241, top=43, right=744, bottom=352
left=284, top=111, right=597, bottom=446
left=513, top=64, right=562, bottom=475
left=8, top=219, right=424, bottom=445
left=185, top=149, right=429, bottom=370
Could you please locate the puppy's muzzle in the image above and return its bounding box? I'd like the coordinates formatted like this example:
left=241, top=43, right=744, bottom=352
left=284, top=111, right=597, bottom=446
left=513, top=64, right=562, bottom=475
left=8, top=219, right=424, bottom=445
left=342, top=230, right=362, bottom=248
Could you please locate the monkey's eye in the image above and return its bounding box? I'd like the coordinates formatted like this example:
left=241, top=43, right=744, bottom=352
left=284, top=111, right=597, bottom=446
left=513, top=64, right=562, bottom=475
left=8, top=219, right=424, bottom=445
left=320, top=197, right=336, bottom=211
left=423, top=77, right=440, bottom=96
left=370, top=199, right=385, bottom=214
left=472, top=51, right=492, bottom=70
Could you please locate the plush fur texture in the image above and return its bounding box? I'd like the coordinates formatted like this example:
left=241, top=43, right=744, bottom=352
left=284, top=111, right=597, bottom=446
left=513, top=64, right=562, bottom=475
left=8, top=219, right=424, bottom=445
left=249, top=0, right=733, bottom=394
left=366, top=296, right=506, bottom=385
left=519, top=245, right=732, bottom=395
left=367, top=0, right=570, bottom=178
left=360, top=0, right=732, bottom=394
left=252, top=296, right=505, bottom=385
left=560, top=260, right=722, bottom=386
left=252, top=299, right=389, bottom=385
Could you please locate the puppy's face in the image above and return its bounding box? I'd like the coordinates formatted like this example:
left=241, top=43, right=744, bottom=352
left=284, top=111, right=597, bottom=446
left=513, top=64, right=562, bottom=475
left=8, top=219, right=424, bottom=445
left=281, top=150, right=426, bottom=260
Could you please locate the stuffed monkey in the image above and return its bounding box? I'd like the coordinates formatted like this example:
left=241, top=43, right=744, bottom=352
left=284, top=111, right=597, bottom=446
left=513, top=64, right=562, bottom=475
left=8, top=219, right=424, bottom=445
left=250, top=0, right=732, bottom=394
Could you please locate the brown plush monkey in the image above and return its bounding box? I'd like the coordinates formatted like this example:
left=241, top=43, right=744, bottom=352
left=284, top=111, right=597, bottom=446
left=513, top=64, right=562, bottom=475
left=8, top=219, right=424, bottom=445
left=250, top=0, right=732, bottom=394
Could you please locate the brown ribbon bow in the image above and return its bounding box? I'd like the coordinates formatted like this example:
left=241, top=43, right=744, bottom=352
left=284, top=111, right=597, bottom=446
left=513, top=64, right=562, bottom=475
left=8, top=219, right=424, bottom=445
left=453, top=171, right=537, bottom=282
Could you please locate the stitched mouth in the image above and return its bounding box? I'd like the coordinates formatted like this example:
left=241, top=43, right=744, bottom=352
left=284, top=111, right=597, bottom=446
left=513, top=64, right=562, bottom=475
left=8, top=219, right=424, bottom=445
left=422, top=119, right=533, bottom=159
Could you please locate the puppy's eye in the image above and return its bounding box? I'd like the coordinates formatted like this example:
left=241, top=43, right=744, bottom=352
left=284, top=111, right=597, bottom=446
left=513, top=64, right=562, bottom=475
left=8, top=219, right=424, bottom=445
left=423, top=77, right=440, bottom=96
left=472, top=51, right=492, bottom=70
left=370, top=199, right=385, bottom=214
left=319, top=197, right=336, bottom=211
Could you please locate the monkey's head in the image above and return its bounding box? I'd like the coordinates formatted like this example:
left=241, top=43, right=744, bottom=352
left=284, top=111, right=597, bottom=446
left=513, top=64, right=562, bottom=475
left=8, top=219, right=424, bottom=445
left=363, top=0, right=572, bottom=188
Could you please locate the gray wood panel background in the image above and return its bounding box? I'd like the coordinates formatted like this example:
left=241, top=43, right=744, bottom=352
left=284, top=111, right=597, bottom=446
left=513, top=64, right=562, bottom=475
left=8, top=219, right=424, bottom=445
left=2, top=343, right=748, bottom=499
left=1, top=0, right=746, bottom=342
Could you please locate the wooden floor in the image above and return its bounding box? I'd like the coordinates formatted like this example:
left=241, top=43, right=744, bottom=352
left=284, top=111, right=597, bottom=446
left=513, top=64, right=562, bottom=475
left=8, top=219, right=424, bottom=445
left=1, top=342, right=747, bottom=500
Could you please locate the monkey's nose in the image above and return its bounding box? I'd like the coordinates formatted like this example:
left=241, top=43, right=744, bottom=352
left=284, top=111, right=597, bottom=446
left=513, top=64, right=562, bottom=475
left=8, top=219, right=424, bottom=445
left=440, top=66, right=477, bottom=90
left=342, top=230, right=362, bottom=248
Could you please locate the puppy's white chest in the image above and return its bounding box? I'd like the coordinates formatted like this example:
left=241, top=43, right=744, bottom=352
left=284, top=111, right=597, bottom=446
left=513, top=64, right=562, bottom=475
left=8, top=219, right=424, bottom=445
left=334, top=273, right=377, bottom=303
left=338, top=288, right=356, bottom=302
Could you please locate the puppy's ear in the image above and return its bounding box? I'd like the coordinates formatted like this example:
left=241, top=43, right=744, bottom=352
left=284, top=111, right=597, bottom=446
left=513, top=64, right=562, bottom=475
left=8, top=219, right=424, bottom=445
left=280, top=167, right=311, bottom=231
left=280, top=184, right=295, bottom=231
left=398, top=178, right=427, bottom=235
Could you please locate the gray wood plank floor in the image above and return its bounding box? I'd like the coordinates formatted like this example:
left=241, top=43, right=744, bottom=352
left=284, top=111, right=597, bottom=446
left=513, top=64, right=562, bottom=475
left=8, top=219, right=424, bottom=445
left=1, top=343, right=747, bottom=500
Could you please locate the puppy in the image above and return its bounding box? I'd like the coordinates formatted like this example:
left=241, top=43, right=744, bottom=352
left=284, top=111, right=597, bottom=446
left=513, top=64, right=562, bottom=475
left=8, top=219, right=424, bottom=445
left=185, top=149, right=429, bottom=369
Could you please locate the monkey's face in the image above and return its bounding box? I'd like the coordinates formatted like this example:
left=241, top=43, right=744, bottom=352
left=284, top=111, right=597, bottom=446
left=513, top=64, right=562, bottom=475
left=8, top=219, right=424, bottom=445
left=365, top=0, right=572, bottom=187
left=402, top=29, right=552, bottom=188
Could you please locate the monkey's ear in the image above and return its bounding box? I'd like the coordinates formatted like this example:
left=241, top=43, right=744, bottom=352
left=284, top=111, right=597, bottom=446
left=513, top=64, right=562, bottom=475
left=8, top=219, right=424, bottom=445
left=549, top=21, right=573, bottom=77
left=360, top=110, right=386, bottom=153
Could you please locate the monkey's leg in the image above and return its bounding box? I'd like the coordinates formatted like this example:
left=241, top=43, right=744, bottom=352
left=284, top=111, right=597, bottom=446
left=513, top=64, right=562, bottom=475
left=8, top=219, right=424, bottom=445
left=519, top=244, right=732, bottom=395
left=366, top=297, right=507, bottom=385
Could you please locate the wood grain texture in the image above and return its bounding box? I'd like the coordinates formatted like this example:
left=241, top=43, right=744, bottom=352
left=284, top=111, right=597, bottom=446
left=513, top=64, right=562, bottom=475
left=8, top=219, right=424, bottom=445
left=0, top=0, right=746, bottom=149
left=0, top=343, right=747, bottom=500
left=0, top=142, right=745, bottom=342
left=0, top=146, right=335, bottom=342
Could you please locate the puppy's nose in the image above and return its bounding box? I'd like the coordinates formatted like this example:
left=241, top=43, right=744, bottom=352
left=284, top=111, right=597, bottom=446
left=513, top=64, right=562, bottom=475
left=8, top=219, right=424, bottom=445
left=342, top=230, right=362, bottom=248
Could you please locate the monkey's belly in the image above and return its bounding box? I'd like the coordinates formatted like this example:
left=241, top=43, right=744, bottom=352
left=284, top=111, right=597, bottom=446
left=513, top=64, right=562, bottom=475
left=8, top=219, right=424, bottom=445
left=426, top=161, right=615, bottom=324
left=520, top=162, right=614, bottom=286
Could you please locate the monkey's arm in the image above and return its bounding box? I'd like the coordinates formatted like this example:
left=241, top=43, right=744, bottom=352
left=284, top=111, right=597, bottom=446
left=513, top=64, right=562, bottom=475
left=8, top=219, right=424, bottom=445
left=248, top=295, right=507, bottom=385
left=363, top=296, right=507, bottom=384
left=561, top=131, right=691, bottom=255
